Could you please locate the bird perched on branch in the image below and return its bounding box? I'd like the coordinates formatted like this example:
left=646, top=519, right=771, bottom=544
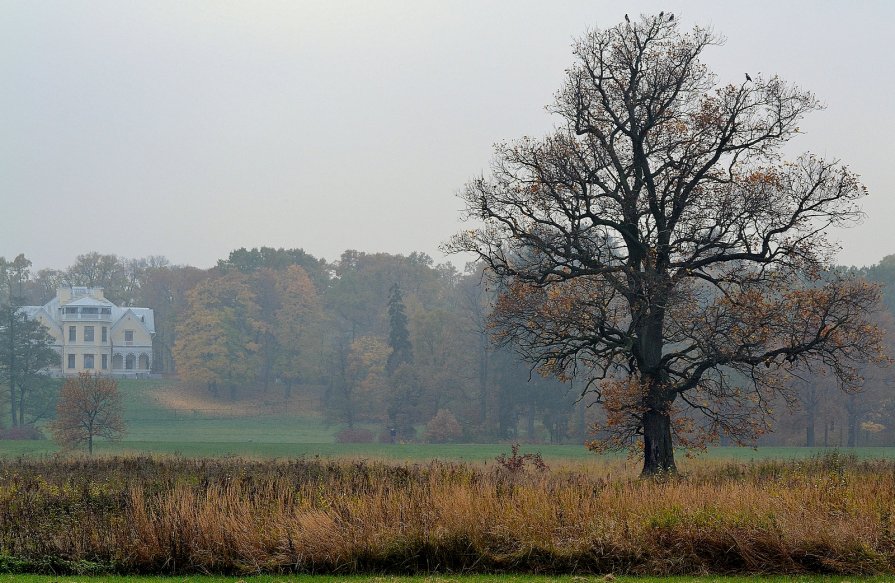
left=745, top=73, right=753, bottom=82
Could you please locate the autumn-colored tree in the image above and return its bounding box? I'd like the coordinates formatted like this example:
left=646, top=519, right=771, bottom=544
left=386, top=363, right=424, bottom=439
left=325, top=250, right=453, bottom=341
left=410, top=305, right=474, bottom=420
left=322, top=251, right=467, bottom=428
left=251, top=267, right=283, bottom=393
left=450, top=14, right=885, bottom=474
left=328, top=335, right=390, bottom=427
left=52, top=372, right=126, bottom=454
left=272, top=265, right=324, bottom=397
left=217, top=246, right=332, bottom=291
left=137, top=264, right=209, bottom=373
left=348, top=336, right=390, bottom=408
left=426, top=408, right=463, bottom=443
left=173, top=272, right=263, bottom=399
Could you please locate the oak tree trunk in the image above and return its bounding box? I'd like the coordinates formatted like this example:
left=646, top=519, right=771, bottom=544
left=639, top=310, right=675, bottom=477
left=642, top=407, right=676, bottom=476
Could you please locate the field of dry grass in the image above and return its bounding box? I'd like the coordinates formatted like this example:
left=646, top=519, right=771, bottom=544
left=0, top=452, right=892, bottom=576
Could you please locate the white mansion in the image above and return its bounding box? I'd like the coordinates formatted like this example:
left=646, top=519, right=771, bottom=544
left=22, top=286, right=154, bottom=376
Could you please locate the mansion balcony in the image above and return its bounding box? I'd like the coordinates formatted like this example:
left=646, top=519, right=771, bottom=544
left=60, top=307, right=113, bottom=322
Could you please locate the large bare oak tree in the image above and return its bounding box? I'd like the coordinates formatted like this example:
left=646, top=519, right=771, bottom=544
left=449, top=14, right=885, bottom=475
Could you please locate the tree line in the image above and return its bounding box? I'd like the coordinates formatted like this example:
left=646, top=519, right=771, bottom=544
left=1, top=247, right=893, bottom=447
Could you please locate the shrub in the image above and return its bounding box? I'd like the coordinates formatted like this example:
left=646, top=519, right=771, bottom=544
left=495, top=442, right=549, bottom=473
left=335, top=427, right=374, bottom=443
left=425, top=409, right=462, bottom=443
left=0, top=426, right=45, bottom=440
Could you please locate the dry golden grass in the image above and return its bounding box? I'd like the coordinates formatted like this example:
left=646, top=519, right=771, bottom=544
left=0, top=453, right=892, bottom=575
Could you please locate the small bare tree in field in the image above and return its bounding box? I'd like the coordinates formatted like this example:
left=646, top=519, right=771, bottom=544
left=52, top=372, right=126, bottom=455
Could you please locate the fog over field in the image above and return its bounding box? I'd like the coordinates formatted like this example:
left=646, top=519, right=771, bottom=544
left=1, top=0, right=893, bottom=270
left=5, top=5, right=895, bottom=576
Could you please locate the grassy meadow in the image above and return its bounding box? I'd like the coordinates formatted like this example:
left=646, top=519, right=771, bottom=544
left=0, top=454, right=894, bottom=575
left=3, top=379, right=895, bottom=577
left=0, top=379, right=601, bottom=461
left=5, top=378, right=895, bottom=463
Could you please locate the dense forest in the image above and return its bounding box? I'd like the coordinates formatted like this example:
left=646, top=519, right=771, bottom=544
left=2, top=248, right=895, bottom=447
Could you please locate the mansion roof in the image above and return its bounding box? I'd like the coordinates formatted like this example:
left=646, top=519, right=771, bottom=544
left=21, top=288, right=155, bottom=334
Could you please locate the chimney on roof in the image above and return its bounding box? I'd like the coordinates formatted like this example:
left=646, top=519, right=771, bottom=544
left=56, top=287, right=72, bottom=305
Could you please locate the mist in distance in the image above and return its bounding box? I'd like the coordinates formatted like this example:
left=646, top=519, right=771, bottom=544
left=1, top=0, right=893, bottom=269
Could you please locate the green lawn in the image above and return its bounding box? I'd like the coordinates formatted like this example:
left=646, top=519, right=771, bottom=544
left=10, top=439, right=895, bottom=463
left=7, top=378, right=895, bottom=463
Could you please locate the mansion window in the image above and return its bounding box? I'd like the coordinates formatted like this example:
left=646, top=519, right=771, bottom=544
left=124, top=330, right=134, bottom=343
left=84, top=326, right=94, bottom=342
left=69, top=326, right=76, bottom=342
left=101, top=326, right=107, bottom=342
left=84, top=354, right=94, bottom=369
left=67, top=354, right=75, bottom=369
left=101, top=354, right=108, bottom=369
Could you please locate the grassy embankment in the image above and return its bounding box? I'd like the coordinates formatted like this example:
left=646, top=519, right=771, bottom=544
left=1, top=453, right=894, bottom=576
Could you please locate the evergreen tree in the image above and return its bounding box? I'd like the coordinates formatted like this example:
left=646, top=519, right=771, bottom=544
left=0, top=255, right=54, bottom=427
left=0, top=308, right=58, bottom=426
left=386, top=283, right=413, bottom=374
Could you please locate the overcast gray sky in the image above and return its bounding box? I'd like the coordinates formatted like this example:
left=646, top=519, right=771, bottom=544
left=2, top=0, right=893, bottom=271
